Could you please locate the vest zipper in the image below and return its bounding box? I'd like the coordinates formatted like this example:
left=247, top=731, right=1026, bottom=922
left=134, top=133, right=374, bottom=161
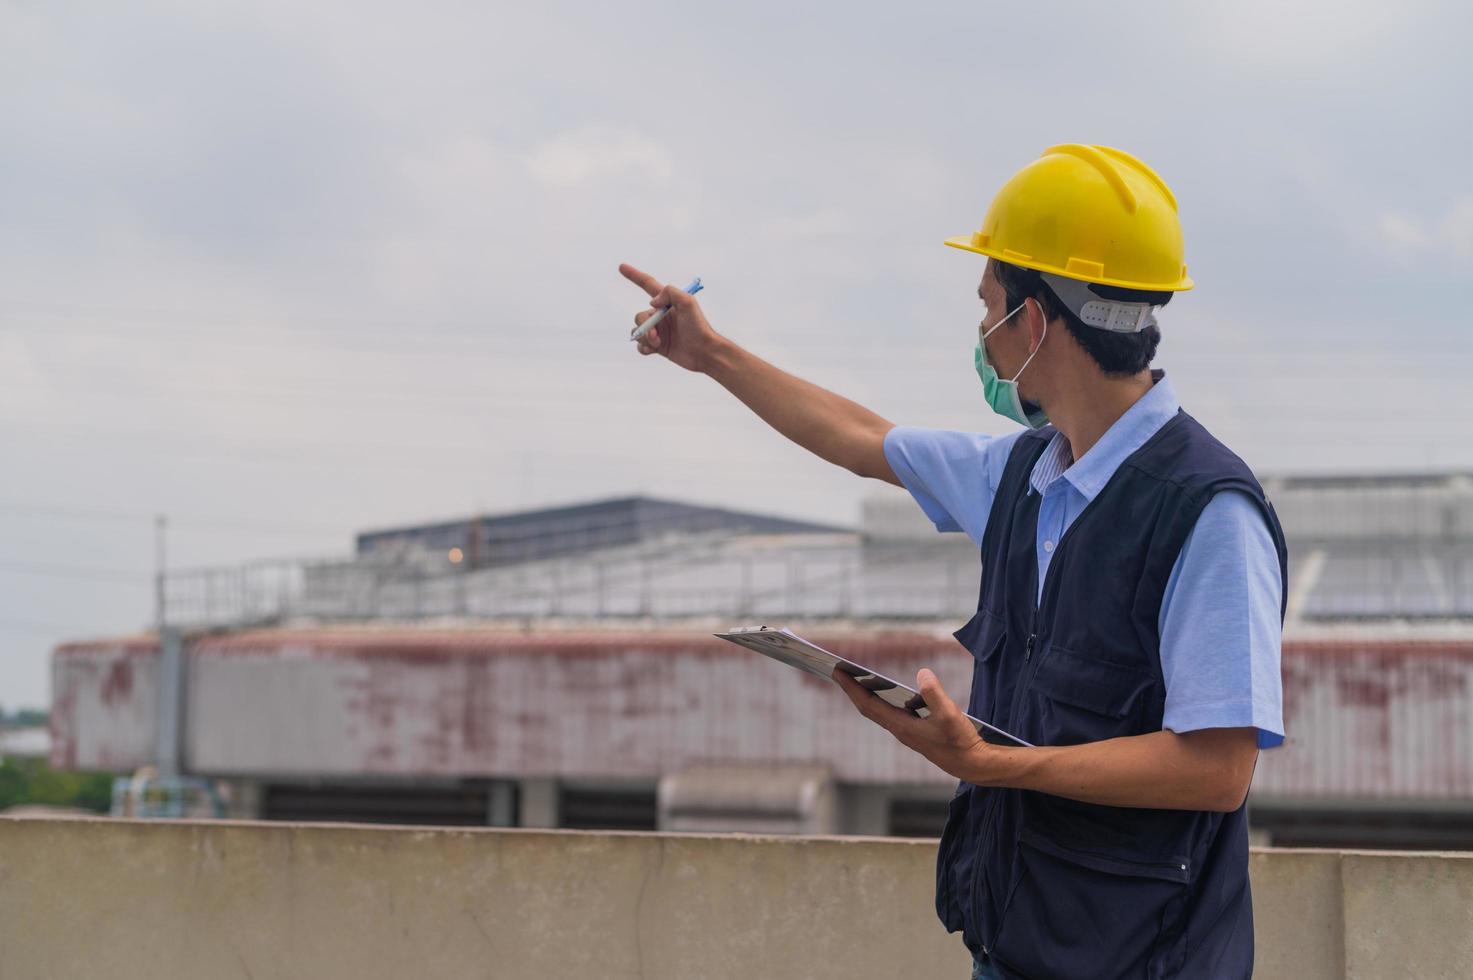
left=974, top=414, right=1218, bottom=958
left=1013, top=497, right=1096, bottom=719
left=975, top=485, right=1099, bottom=953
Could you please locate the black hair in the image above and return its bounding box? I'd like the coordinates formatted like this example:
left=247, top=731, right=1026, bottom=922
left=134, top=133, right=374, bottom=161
left=991, top=260, right=1171, bottom=377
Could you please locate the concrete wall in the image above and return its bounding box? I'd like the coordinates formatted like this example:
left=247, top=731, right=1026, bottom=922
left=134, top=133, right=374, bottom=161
left=2, top=818, right=1471, bottom=979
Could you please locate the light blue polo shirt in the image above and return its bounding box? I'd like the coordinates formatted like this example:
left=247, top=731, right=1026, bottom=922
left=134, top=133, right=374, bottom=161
left=884, top=373, right=1285, bottom=748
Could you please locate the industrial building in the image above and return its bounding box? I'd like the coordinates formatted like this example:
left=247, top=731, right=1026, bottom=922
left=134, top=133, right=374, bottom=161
left=355, top=496, right=847, bottom=570
left=50, top=478, right=1473, bottom=847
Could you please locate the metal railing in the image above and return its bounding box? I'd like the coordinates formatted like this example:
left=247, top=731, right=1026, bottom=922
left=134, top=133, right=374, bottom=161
left=160, top=473, right=1473, bottom=630
left=160, top=532, right=982, bottom=629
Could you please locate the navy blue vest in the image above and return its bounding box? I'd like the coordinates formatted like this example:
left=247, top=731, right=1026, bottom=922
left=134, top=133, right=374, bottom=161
left=935, top=409, right=1289, bottom=980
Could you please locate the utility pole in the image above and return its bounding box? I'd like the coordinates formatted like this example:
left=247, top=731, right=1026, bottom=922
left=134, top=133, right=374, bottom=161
left=153, top=513, right=184, bottom=779
left=154, top=514, right=167, bottom=629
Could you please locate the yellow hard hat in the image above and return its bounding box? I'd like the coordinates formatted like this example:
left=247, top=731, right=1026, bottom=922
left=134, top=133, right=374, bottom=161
left=946, top=144, right=1193, bottom=292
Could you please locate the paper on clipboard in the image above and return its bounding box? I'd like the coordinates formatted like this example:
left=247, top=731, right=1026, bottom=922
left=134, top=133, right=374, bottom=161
left=713, top=625, right=1032, bottom=748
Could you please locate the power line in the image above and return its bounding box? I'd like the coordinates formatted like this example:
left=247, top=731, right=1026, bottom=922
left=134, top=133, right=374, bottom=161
left=4, top=348, right=1465, bottom=433
left=9, top=306, right=1469, bottom=358
left=0, top=618, right=75, bottom=635
left=0, top=500, right=148, bottom=523
left=0, top=499, right=345, bottom=537
left=0, top=560, right=151, bottom=584
left=0, top=415, right=787, bottom=471
left=0, top=376, right=767, bottom=422
left=18, top=320, right=1459, bottom=381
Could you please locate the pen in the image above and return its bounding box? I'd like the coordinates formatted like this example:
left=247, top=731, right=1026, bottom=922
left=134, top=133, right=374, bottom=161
left=630, top=277, right=703, bottom=342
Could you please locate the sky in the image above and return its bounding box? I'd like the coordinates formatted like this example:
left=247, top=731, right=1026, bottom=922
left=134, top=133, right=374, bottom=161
left=2, top=0, right=1471, bottom=709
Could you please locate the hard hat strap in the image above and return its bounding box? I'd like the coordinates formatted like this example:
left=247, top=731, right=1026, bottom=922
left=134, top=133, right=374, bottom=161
left=1040, top=272, right=1159, bottom=334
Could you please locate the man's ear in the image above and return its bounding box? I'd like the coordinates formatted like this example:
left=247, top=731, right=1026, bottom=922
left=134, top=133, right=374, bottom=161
left=1025, top=297, right=1050, bottom=351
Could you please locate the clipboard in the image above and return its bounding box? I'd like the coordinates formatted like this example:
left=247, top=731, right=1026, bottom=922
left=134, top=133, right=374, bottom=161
left=713, top=625, right=1032, bottom=748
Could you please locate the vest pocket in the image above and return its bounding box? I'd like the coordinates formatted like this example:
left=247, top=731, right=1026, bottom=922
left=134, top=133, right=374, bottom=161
left=953, top=608, right=1006, bottom=664
left=933, top=784, right=974, bottom=933
left=1022, top=644, right=1157, bottom=746
left=991, top=827, right=1190, bottom=980
left=953, top=609, right=1007, bottom=726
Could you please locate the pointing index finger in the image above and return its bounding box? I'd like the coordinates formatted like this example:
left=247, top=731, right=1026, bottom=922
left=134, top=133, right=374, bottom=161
left=618, top=263, right=664, bottom=299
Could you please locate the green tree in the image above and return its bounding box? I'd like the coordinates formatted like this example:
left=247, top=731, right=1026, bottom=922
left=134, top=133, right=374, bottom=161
left=0, top=756, right=114, bottom=813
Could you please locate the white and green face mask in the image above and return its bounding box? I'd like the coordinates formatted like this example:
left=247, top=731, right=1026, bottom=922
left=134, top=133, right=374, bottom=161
left=974, top=301, right=1049, bottom=429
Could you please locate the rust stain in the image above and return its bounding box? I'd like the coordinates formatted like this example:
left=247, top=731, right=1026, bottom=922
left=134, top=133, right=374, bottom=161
left=363, top=660, right=401, bottom=771
left=99, top=660, right=134, bottom=706
left=50, top=675, right=78, bottom=769
left=46, top=627, right=1473, bottom=800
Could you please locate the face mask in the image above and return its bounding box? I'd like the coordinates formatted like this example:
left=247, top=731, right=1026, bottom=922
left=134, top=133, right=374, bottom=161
left=974, top=301, right=1049, bottom=429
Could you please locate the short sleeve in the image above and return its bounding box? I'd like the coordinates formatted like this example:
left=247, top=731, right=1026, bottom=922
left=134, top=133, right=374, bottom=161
left=881, top=426, right=1025, bottom=548
left=1158, top=490, right=1286, bottom=749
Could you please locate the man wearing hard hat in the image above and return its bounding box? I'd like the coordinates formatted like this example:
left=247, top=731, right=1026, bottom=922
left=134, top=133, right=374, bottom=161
left=622, top=144, right=1286, bottom=980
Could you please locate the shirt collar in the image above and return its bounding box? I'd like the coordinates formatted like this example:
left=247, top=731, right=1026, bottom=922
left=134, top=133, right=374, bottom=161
left=1028, top=370, right=1181, bottom=501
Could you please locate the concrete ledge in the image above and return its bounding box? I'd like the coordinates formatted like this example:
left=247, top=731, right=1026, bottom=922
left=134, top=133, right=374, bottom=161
left=2, top=818, right=1471, bottom=979
left=0, top=818, right=968, bottom=979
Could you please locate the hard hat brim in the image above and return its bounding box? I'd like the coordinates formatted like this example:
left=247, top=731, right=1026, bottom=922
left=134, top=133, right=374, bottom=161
left=944, top=236, right=1195, bottom=292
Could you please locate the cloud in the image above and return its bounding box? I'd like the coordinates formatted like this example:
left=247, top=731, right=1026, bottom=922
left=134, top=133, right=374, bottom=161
left=1380, top=211, right=1431, bottom=254
left=1, top=0, right=1471, bottom=708
left=1193, top=0, right=1411, bottom=69
left=1446, top=198, right=1473, bottom=257
left=0, top=333, right=53, bottom=415
left=1379, top=196, right=1473, bottom=263
left=524, top=126, right=675, bottom=187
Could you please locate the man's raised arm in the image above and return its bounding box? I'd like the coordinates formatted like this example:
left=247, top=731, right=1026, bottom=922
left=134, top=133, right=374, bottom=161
left=620, top=263, right=900, bottom=485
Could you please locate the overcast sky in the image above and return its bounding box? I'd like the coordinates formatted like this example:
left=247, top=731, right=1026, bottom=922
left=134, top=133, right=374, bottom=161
left=3, top=0, right=1471, bottom=709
